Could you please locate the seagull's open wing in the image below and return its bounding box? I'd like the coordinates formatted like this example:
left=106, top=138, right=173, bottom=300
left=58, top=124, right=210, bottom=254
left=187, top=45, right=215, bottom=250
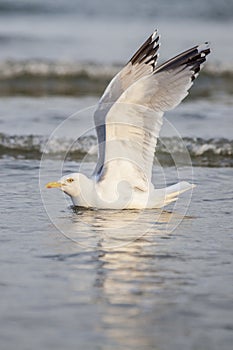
left=97, top=43, right=210, bottom=191
left=93, top=30, right=160, bottom=176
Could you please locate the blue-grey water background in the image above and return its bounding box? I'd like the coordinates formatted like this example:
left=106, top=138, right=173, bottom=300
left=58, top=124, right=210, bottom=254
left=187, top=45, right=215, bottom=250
left=0, top=1, right=233, bottom=349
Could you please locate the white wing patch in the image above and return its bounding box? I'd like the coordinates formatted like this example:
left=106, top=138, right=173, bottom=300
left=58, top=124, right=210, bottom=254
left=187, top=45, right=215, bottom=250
left=97, top=43, right=210, bottom=193
left=93, top=30, right=160, bottom=176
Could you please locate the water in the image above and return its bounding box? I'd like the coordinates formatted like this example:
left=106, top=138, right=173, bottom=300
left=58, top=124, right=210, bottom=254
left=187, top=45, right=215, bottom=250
left=1, top=160, right=233, bottom=350
left=0, top=1, right=233, bottom=349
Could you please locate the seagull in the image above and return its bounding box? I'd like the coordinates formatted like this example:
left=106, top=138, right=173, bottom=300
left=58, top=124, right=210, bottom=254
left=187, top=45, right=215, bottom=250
left=46, top=30, right=210, bottom=209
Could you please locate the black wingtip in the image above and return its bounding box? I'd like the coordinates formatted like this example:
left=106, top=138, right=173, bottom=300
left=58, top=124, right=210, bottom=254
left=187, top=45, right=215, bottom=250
left=129, top=30, right=160, bottom=68
left=155, top=42, right=211, bottom=81
left=190, top=43, right=211, bottom=79
left=198, top=42, right=211, bottom=54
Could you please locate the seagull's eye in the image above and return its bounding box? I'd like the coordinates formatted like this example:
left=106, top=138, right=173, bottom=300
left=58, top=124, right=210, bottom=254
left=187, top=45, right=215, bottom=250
left=67, top=178, right=74, bottom=183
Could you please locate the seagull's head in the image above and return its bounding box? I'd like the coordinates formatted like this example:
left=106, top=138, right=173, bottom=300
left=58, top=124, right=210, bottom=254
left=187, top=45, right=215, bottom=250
left=46, top=173, right=82, bottom=197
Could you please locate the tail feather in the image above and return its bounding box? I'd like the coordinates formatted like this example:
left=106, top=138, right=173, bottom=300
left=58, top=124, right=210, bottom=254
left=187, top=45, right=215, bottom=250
left=164, top=181, right=195, bottom=205
left=152, top=181, right=195, bottom=208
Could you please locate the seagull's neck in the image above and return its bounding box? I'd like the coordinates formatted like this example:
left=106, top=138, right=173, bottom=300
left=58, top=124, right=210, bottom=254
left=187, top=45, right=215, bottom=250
left=73, top=174, right=95, bottom=208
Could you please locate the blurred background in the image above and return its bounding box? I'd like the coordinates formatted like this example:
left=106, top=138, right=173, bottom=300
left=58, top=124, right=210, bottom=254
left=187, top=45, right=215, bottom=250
left=0, top=0, right=232, bottom=163
left=0, top=0, right=233, bottom=95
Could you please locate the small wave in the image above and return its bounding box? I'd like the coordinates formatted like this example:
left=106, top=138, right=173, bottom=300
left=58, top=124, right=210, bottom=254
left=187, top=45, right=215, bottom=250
left=0, top=60, right=119, bottom=96
left=0, top=60, right=232, bottom=97
left=0, top=133, right=232, bottom=167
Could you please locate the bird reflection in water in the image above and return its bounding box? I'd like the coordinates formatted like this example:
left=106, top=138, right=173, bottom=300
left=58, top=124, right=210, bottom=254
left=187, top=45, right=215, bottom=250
left=61, top=206, right=193, bottom=249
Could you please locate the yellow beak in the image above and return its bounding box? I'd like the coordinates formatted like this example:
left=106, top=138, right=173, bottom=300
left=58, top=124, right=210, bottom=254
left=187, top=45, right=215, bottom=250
left=46, top=181, right=62, bottom=189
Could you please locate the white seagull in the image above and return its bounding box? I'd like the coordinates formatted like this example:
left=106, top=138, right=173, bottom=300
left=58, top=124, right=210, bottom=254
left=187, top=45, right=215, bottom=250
left=46, top=30, right=210, bottom=209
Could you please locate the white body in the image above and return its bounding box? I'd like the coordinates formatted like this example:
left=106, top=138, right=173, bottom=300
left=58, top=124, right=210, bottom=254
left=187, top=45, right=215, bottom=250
left=59, top=173, right=194, bottom=210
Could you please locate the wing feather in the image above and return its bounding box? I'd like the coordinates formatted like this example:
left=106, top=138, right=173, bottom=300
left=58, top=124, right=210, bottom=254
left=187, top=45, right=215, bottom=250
left=93, top=30, right=160, bottom=176
left=97, top=43, right=210, bottom=192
